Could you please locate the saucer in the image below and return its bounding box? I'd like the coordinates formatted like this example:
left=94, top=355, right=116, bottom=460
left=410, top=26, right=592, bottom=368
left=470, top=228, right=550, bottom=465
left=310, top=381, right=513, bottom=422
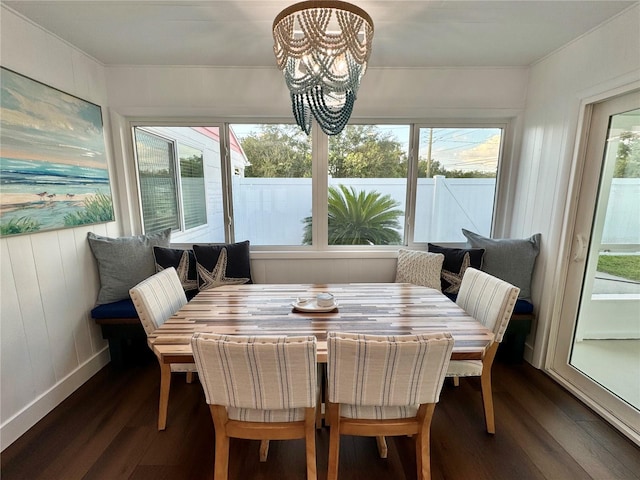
left=291, top=300, right=338, bottom=312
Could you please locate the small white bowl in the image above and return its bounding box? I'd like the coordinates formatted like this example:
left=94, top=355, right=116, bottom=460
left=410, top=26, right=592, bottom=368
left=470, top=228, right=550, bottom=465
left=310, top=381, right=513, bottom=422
left=316, top=293, right=335, bottom=308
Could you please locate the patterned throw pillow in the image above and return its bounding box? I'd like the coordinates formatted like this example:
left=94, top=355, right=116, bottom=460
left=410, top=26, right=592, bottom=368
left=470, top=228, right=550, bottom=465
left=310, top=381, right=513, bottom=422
left=88, top=228, right=171, bottom=305
left=153, top=246, right=198, bottom=293
left=192, top=241, right=253, bottom=291
left=395, top=249, right=445, bottom=291
left=428, top=243, right=485, bottom=294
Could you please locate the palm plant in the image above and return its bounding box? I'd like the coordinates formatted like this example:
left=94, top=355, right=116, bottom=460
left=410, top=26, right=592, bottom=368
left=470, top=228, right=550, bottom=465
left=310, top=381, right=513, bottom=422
left=302, top=185, right=403, bottom=245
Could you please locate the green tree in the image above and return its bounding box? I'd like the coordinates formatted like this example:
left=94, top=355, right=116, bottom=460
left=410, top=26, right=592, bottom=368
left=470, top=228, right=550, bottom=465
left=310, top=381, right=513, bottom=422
left=614, top=131, right=640, bottom=178
left=180, top=154, right=204, bottom=177
left=302, top=185, right=403, bottom=245
left=417, top=159, right=496, bottom=178
left=242, top=125, right=312, bottom=177
left=239, top=124, right=498, bottom=179
left=328, top=125, right=407, bottom=178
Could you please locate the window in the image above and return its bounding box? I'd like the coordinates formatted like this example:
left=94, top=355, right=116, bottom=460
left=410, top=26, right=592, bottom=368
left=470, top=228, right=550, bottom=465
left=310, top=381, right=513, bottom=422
left=177, top=143, right=206, bottom=230
left=326, top=125, right=409, bottom=245
left=134, top=129, right=179, bottom=233
left=413, top=127, right=502, bottom=243
left=133, top=126, right=225, bottom=242
left=230, top=124, right=312, bottom=246
left=131, top=121, right=505, bottom=249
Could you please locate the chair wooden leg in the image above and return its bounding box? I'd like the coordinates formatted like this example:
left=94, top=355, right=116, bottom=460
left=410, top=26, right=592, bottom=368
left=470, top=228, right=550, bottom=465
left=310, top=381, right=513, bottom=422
left=316, top=364, right=324, bottom=429
left=480, top=342, right=499, bottom=434
left=186, top=371, right=195, bottom=384
left=376, top=436, right=388, bottom=458
left=480, top=367, right=495, bottom=434
left=416, top=404, right=436, bottom=480
left=259, top=440, right=270, bottom=462
left=305, top=407, right=318, bottom=480
left=158, top=361, right=172, bottom=430
left=327, top=402, right=341, bottom=480
left=210, top=406, right=230, bottom=480
left=452, top=376, right=460, bottom=387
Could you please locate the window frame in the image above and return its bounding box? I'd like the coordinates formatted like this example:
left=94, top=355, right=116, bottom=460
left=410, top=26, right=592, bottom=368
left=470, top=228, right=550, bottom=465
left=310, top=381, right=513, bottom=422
left=407, top=121, right=509, bottom=248
left=132, top=124, right=220, bottom=237
left=126, top=117, right=515, bottom=254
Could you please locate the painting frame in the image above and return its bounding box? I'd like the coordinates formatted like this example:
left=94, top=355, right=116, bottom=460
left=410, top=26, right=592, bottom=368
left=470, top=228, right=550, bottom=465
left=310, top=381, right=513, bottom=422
left=0, top=67, right=115, bottom=237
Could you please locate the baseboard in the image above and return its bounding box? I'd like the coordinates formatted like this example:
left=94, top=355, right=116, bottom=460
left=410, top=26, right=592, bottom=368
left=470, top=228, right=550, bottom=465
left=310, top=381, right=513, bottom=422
left=0, top=347, right=110, bottom=451
left=523, top=341, right=537, bottom=367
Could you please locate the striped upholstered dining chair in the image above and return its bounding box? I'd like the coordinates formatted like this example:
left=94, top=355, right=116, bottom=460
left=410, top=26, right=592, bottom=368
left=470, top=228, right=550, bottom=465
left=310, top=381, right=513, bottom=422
left=446, top=267, right=520, bottom=434
left=129, top=267, right=198, bottom=429
left=326, top=332, right=454, bottom=480
left=191, top=333, right=318, bottom=480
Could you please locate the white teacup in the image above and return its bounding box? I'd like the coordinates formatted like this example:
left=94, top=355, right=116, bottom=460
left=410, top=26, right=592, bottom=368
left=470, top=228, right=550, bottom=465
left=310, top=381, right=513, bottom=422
left=316, top=293, right=335, bottom=308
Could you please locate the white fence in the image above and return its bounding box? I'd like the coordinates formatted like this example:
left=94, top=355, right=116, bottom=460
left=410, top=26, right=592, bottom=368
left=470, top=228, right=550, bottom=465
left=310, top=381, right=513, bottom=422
left=227, top=177, right=639, bottom=246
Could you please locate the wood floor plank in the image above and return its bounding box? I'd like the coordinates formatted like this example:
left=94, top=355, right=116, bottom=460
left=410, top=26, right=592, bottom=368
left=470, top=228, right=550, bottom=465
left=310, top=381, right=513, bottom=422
left=493, top=364, right=639, bottom=480
left=2, top=359, right=638, bottom=480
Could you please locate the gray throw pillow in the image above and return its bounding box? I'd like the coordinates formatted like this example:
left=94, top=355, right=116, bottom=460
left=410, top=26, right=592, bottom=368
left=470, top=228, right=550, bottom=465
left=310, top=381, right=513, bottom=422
left=461, top=229, right=541, bottom=300
left=88, top=229, right=171, bottom=305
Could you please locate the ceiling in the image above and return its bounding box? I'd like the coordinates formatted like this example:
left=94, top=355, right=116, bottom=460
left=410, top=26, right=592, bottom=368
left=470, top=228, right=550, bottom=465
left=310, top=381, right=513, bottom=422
left=3, top=1, right=636, bottom=68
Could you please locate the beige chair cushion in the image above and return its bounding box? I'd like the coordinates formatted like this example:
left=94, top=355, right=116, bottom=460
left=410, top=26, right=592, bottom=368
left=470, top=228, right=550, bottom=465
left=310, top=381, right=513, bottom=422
left=327, top=332, right=454, bottom=419
left=129, top=267, right=188, bottom=336
left=339, top=404, right=419, bottom=420
left=455, top=267, right=520, bottom=343
left=395, top=249, right=445, bottom=291
left=447, top=267, right=520, bottom=379
left=445, top=359, right=483, bottom=377
left=129, top=267, right=195, bottom=374
left=191, top=333, right=317, bottom=422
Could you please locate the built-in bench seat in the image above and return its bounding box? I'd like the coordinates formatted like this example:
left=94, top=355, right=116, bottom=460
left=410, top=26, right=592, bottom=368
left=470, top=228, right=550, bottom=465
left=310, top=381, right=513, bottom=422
left=92, top=299, right=146, bottom=368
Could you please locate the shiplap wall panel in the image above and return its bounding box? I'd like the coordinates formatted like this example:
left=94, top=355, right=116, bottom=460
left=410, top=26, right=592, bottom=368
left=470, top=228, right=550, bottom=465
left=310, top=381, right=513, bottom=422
left=58, top=229, right=93, bottom=362
left=73, top=225, right=108, bottom=354
left=0, top=241, right=35, bottom=421
left=516, top=5, right=640, bottom=366
left=0, top=240, right=35, bottom=423
left=30, top=233, right=79, bottom=378
left=5, top=236, right=56, bottom=392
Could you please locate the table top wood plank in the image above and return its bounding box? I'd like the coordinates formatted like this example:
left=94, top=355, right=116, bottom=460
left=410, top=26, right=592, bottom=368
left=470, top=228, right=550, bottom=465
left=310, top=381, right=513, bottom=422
left=149, top=283, right=494, bottom=364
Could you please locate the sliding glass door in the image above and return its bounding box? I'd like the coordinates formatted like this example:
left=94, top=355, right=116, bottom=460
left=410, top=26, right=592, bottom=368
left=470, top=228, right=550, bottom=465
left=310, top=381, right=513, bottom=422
left=550, top=90, right=640, bottom=443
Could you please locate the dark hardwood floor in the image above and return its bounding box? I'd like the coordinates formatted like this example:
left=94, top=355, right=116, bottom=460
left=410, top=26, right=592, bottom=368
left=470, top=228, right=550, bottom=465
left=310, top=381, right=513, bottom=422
left=2, top=348, right=639, bottom=480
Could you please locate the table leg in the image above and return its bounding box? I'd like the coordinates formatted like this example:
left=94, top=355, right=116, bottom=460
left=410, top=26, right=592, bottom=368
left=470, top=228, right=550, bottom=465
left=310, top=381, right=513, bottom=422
left=158, top=362, right=171, bottom=430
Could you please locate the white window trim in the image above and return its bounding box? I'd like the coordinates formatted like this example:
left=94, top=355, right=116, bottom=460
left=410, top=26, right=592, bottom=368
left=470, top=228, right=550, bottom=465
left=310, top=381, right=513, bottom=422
left=125, top=116, right=517, bottom=252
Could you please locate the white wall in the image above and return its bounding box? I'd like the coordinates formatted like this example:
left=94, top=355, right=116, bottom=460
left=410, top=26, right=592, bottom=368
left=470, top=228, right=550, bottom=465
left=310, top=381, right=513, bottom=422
left=0, top=8, right=123, bottom=449
left=513, top=4, right=640, bottom=366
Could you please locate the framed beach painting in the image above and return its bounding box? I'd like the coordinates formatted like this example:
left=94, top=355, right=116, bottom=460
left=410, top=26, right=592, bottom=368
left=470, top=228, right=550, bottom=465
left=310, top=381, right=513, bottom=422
left=0, top=67, right=114, bottom=236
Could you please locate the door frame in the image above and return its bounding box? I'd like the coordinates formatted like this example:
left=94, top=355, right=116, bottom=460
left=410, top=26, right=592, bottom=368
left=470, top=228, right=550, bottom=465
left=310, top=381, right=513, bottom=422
left=545, top=83, right=640, bottom=445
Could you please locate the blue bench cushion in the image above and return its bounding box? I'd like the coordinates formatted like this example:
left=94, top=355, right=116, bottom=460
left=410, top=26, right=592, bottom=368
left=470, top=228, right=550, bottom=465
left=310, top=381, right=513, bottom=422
left=91, top=290, right=199, bottom=320
left=513, top=299, right=534, bottom=315
left=91, top=298, right=138, bottom=319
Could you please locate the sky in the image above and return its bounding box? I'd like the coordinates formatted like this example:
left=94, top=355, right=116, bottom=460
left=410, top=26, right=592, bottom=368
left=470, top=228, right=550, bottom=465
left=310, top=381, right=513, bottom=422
left=231, top=123, right=501, bottom=173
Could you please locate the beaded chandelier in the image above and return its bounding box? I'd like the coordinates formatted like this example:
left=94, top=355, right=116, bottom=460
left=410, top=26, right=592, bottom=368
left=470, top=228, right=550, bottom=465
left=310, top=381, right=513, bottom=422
left=273, top=1, right=374, bottom=136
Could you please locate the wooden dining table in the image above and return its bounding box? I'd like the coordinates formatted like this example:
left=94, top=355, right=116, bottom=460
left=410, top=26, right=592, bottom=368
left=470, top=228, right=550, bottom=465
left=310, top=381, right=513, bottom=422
left=148, top=283, right=495, bottom=430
